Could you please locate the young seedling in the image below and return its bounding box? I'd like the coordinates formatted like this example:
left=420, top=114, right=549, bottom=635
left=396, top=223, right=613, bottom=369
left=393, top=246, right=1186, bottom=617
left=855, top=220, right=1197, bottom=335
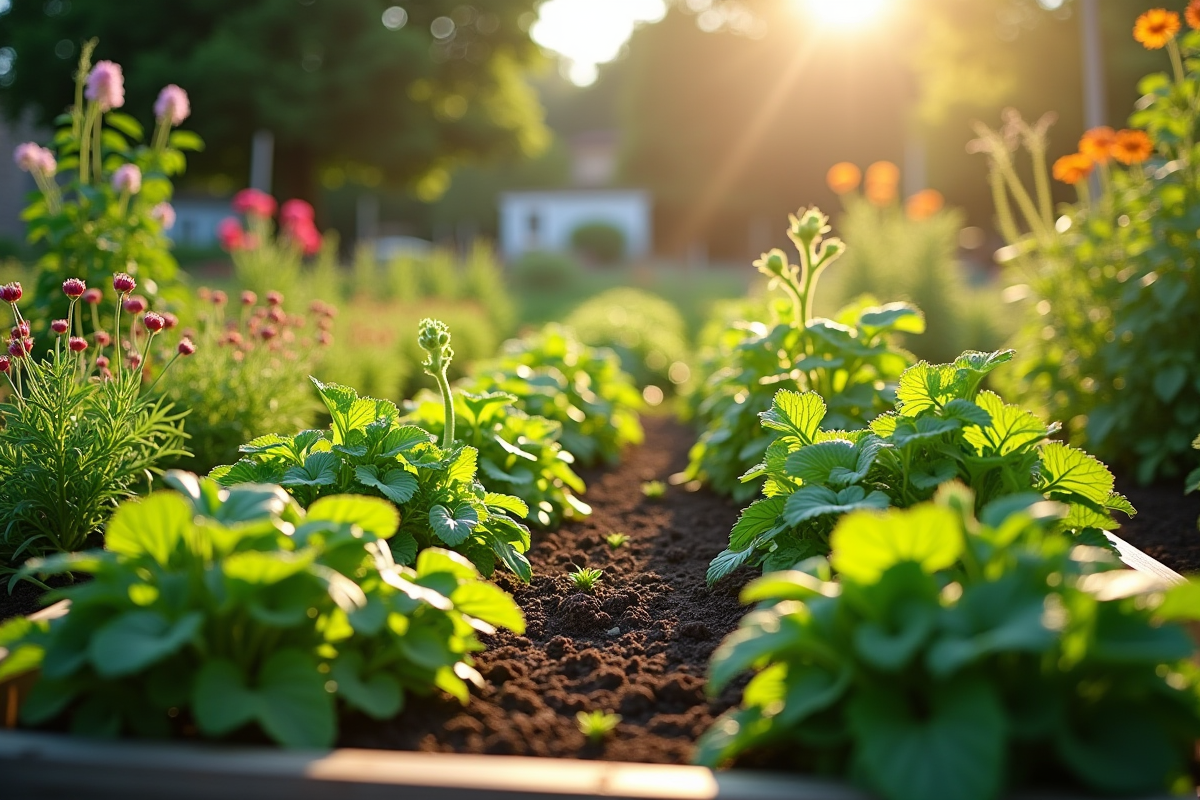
left=641, top=480, right=667, bottom=500
left=605, top=532, right=630, bottom=549
left=418, top=317, right=456, bottom=448
left=576, top=710, right=621, bottom=743
left=568, top=565, right=603, bottom=593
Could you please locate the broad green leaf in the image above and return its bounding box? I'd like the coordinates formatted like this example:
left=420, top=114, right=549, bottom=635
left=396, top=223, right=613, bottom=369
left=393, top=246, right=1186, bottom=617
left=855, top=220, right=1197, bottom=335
left=910, top=460, right=958, bottom=490
left=312, top=378, right=361, bottom=443
left=940, top=399, right=992, bottom=428
left=390, top=531, right=419, bottom=565
left=707, top=546, right=758, bottom=585
left=223, top=551, right=314, bottom=585
left=354, top=465, right=419, bottom=506
left=740, top=570, right=839, bottom=603
left=106, top=492, right=192, bottom=566
left=428, top=504, right=480, bottom=546
left=1153, top=364, right=1187, bottom=402
left=89, top=611, right=203, bottom=677
left=451, top=581, right=526, bottom=633
left=483, top=493, right=529, bottom=518
left=783, top=485, right=890, bottom=527
left=963, top=391, right=1047, bottom=456
left=104, top=111, right=144, bottom=139
left=853, top=601, right=936, bottom=672
left=447, top=446, right=479, bottom=484
left=889, top=416, right=962, bottom=448
left=858, top=303, right=926, bottom=335
left=786, top=439, right=857, bottom=486
left=308, top=494, right=401, bottom=540
left=759, top=390, right=826, bottom=444
left=729, top=497, right=786, bottom=550
left=193, top=659, right=256, bottom=735
left=282, top=451, right=339, bottom=488
left=489, top=539, right=532, bottom=583
left=1036, top=442, right=1115, bottom=506
left=238, top=433, right=293, bottom=456
left=1090, top=602, right=1195, bottom=664
left=895, top=362, right=961, bottom=415
left=256, top=649, right=336, bottom=748
left=1056, top=703, right=1186, bottom=795
left=211, top=459, right=282, bottom=487
left=217, top=484, right=295, bottom=526
left=380, top=426, right=434, bottom=458
left=416, top=547, right=480, bottom=580
left=831, top=504, right=961, bottom=583
left=953, top=349, right=1014, bottom=377
left=330, top=652, right=403, bottom=719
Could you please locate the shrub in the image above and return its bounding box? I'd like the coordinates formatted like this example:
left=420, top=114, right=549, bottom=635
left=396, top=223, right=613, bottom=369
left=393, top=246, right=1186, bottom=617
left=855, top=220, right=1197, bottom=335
left=698, top=489, right=1200, bottom=800
left=709, top=349, right=1134, bottom=583
left=971, top=20, right=1200, bottom=483
left=570, top=221, right=626, bottom=265
left=509, top=250, right=582, bottom=292
left=684, top=208, right=922, bottom=501
left=470, top=324, right=643, bottom=467
left=0, top=474, right=524, bottom=746
left=565, top=287, right=691, bottom=395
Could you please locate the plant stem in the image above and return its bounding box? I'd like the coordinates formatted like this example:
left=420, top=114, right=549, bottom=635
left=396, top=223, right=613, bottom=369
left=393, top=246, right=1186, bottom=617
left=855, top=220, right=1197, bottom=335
left=435, top=368, right=455, bottom=449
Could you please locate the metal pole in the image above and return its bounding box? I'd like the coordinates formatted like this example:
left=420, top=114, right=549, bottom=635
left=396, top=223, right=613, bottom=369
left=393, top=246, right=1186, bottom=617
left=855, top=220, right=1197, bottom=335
left=1080, top=0, right=1107, bottom=129
left=250, top=130, right=274, bottom=193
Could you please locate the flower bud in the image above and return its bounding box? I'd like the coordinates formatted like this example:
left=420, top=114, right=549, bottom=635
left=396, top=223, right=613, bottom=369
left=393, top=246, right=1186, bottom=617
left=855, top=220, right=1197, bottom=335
left=266, top=291, right=284, bottom=307
left=95, top=330, right=112, bottom=347
left=753, top=249, right=788, bottom=278
left=0, top=282, right=22, bottom=304
left=223, top=331, right=244, bottom=347
left=86, top=61, right=125, bottom=111
left=150, top=202, right=176, bottom=231
left=128, top=353, right=143, bottom=369
left=82, top=288, right=104, bottom=305
left=68, top=336, right=88, bottom=353
left=100, top=367, right=114, bottom=381
left=112, top=164, right=142, bottom=195
left=268, top=307, right=286, bottom=324
left=260, top=325, right=278, bottom=341
left=96, top=355, right=110, bottom=368
left=143, top=312, right=166, bottom=332
left=154, top=84, right=190, bottom=127
left=51, top=319, right=69, bottom=335
left=113, top=273, right=136, bottom=294
left=177, top=337, right=197, bottom=356
left=211, top=290, right=228, bottom=306
left=789, top=208, right=830, bottom=245
left=162, top=312, right=179, bottom=330
left=123, top=296, right=148, bottom=314
left=232, top=189, right=277, bottom=219
left=62, top=278, right=87, bottom=298
left=0, top=355, right=9, bottom=373
left=241, top=290, right=257, bottom=306
left=13, top=321, right=31, bottom=338
left=8, top=338, right=31, bottom=358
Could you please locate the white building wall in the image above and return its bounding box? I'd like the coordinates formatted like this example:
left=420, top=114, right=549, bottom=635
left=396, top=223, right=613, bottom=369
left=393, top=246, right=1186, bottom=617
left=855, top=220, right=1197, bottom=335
left=499, top=190, right=651, bottom=261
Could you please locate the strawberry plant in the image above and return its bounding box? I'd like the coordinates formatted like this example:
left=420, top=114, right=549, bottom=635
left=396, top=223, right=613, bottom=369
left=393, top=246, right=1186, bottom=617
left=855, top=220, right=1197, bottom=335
left=211, top=320, right=533, bottom=582
left=709, top=350, right=1134, bottom=583
left=684, top=208, right=922, bottom=501
left=403, top=389, right=590, bottom=529
left=698, top=489, right=1200, bottom=799
left=0, top=472, right=523, bottom=747
left=469, top=324, right=643, bottom=467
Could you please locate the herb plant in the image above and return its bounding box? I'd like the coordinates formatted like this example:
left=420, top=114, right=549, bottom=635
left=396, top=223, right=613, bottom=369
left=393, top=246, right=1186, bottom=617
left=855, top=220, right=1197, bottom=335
left=684, top=208, right=922, bottom=501
left=709, top=350, right=1134, bottom=583
left=605, top=532, right=629, bottom=549
left=212, top=320, right=533, bottom=582
left=641, top=480, right=667, bottom=500
left=698, top=489, right=1200, bottom=800
left=0, top=472, right=524, bottom=747
left=470, top=324, right=643, bottom=467
left=576, top=710, right=622, bottom=743
left=0, top=276, right=190, bottom=576
left=403, top=388, right=590, bottom=529
left=568, top=566, right=603, bottom=593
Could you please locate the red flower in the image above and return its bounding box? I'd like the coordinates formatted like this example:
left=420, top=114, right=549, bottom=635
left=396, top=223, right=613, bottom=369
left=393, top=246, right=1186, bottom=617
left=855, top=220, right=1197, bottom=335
left=143, top=312, right=166, bottom=332
left=68, top=337, right=88, bottom=353
left=95, top=330, right=112, bottom=347
left=128, top=353, right=143, bottom=369
left=266, top=290, right=284, bottom=307
left=96, top=355, right=110, bottom=368
left=162, top=312, right=179, bottom=330
left=0, top=282, right=22, bottom=304
left=280, top=199, right=314, bottom=227
left=123, top=296, right=148, bottom=314
left=177, top=337, right=197, bottom=356
left=241, top=290, right=257, bottom=306
left=211, top=290, right=228, bottom=306
left=287, top=220, right=323, bottom=256
left=82, top=288, right=103, bottom=305
left=12, top=321, right=30, bottom=338
left=50, top=319, right=69, bottom=335
left=216, top=217, right=246, bottom=252
left=112, top=273, right=136, bottom=294
left=62, top=278, right=86, bottom=298
left=8, top=338, right=31, bottom=358
left=0, top=355, right=9, bottom=373
left=232, top=188, right=277, bottom=219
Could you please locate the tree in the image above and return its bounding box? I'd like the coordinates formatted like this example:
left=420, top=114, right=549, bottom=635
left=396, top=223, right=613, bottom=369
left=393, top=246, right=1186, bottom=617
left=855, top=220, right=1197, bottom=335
left=0, top=0, right=549, bottom=205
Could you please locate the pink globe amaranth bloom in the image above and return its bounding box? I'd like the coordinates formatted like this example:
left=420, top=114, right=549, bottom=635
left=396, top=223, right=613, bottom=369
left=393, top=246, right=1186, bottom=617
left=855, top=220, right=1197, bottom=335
left=268, top=307, right=286, bottom=325
left=0, top=355, right=9, bottom=373
left=12, top=321, right=30, bottom=338
left=260, top=325, right=278, bottom=341
left=162, top=312, right=179, bottom=330
left=8, top=338, right=32, bottom=358
left=266, top=290, right=284, bottom=307
left=151, top=202, right=176, bottom=231
left=317, top=331, right=333, bottom=347
left=82, top=287, right=104, bottom=305
left=0, top=282, right=22, bottom=304
left=50, top=319, right=69, bottom=335
left=113, top=272, right=137, bottom=294
left=86, top=61, right=125, bottom=111
left=112, top=164, right=142, bottom=195
left=211, top=290, right=228, bottom=306
left=154, top=84, right=190, bottom=127
left=62, top=278, right=86, bottom=298
left=143, top=312, right=166, bottom=332
left=95, top=330, right=112, bottom=347
left=241, top=290, right=257, bottom=306
left=216, top=217, right=245, bottom=252
left=128, top=352, right=143, bottom=370
left=177, top=337, right=196, bottom=356
left=286, top=219, right=323, bottom=256
left=123, top=295, right=148, bottom=314
left=95, top=355, right=110, bottom=368
left=68, top=337, right=88, bottom=353
left=36, top=147, right=57, bottom=177
left=280, top=198, right=315, bottom=227
left=232, top=188, right=277, bottom=219
left=13, top=142, right=42, bottom=173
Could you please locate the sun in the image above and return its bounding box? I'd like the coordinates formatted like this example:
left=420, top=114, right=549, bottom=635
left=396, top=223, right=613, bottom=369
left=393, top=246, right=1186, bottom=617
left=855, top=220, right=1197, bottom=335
left=800, top=0, right=893, bottom=28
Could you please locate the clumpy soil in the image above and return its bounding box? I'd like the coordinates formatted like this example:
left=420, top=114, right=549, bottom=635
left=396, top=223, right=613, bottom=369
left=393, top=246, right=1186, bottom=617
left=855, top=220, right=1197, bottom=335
left=1113, top=476, right=1200, bottom=575
left=340, top=415, right=755, bottom=763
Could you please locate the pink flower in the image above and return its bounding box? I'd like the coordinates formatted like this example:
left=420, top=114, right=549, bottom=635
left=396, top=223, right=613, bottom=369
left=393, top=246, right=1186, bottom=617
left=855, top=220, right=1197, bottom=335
left=95, top=331, right=112, bottom=347
left=232, top=188, right=277, bottom=219
left=86, top=61, right=125, bottom=111
left=177, top=337, right=196, bottom=356
left=13, top=143, right=39, bottom=172
left=211, top=290, right=228, bottom=306
left=150, top=203, right=176, bottom=231
left=50, top=319, right=69, bottom=335
left=0, top=283, right=22, bottom=304
left=241, top=290, right=257, bottom=306
left=12, top=321, right=30, bottom=338
left=153, top=84, right=190, bottom=127
left=216, top=217, right=245, bottom=251
left=268, top=307, right=286, bottom=324
left=162, top=312, right=179, bottom=330
left=286, top=219, right=322, bottom=256
left=280, top=199, right=314, bottom=227
left=36, top=148, right=57, bottom=176
left=0, top=356, right=9, bottom=373
left=266, top=291, right=284, bottom=307
left=112, top=164, right=142, bottom=195
left=62, top=278, right=86, bottom=298
left=143, top=312, right=166, bottom=332
left=123, top=295, right=148, bottom=314
left=113, top=273, right=136, bottom=294
left=128, top=352, right=143, bottom=370
left=82, top=288, right=104, bottom=305
left=318, top=331, right=333, bottom=347
left=260, top=325, right=278, bottom=341
left=95, top=355, right=110, bottom=368
left=7, top=338, right=31, bottom=358
left=68, top=337, right=88, bottom=353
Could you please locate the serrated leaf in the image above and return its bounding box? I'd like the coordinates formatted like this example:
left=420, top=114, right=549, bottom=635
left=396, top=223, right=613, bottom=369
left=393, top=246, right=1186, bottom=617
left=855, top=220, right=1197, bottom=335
left=729, top=496, right=786, bottom=550
left=1037, top=442, right=1115, bottom=506
left=962, top=391, right=1048, bottom=456
left=707, top=547, right=757, bottom=584
left=355, top=465, right=418, bottom=505
left=381, top=426, right=434, bottom=458
left=783, top=485, right=890, bottom=527
left=831, top=504, right=961, bottom=583
left=447, top=446, right=479, bottom=484
left=281, top=451, right=339, bottom=488
left=429, top=504, right=480, bottom=546
left=759, top=389, right=826, bottom=444
left=483, top=493, right=529, bottom=517
left=896, top=362, right=962, bottom=415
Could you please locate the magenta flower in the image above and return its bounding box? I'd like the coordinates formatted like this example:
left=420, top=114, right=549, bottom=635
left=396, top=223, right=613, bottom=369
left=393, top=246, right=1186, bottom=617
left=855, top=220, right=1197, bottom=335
left=113, top=273, right=137, bottom=294
left=128, top=352, right=143, bottom=370
left=12, top=321, right=30, bottom=338
left=154, top=84, right=190, bottom=127
left=143, top=312, right=166, bottom=332
left=177, top=337, right=197, bottom=356
left=241, top=290, right=257, bottom=306
left=112, top=164, right=142, bottom=195
left=162, top=312, right=179, bottom=330
left=50, top=319, right=69, bottom=335
left=211, top=290, right=228, bottom=306
left=280, top=199, right=314, bottom=227
left=95, top=331, right=112, bottom=347
left=95, top=355, right=110, bottom=369
left=232, top=188, right=277, bottom=219
left=0, top=355, right=9, bottom=373
left=266, top=291, right=284, bottom=307
left=123, top=296, right=148, bottom=314
left=150, top=202, right=176, bottom=231
left=7, top=338, right=32, bottom=358
left=0, top=282, right=22, bottom=304
left=216, top=217, right=245, bottom=252
left=85, top=61, right=125, bottom=111
left=68, top=337, right=88, bottom=353
left=82, top=288, right=104, bottom=305
left=62, top=278, right=87, bottom=298
left=285, top=219, right=323, bottom=256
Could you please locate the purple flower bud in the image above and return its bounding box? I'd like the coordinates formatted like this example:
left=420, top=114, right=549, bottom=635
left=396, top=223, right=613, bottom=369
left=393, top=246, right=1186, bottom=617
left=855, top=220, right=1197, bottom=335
left=62, top=278, right=86, bottom=298
left=8, top=338, right=31, bottom=358
left=95, top=355, right=110, bottom=368
left=12, top=321, right=30, bottom=338
left=266, top=291, right=284, bottom=307
left=95, top=330, right=112, bottom=347
left=112, top=273, right=136, bottom=294
left=162, top=312, right=179, bottom=330
left=211, top=290, right=228, bottom=306
left=0, top=355, right=9, bottom=373
left=128, top=353, right=142, bottom=370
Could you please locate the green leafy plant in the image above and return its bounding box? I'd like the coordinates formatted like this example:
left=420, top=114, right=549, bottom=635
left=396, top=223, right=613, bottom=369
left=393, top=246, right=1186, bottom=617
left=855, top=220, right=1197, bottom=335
left=567, top=566, right=603, bottom=593
left=509, top=251, right=582, bottom=292
left=605, top=532, right=629, bottom=549
left=697, top=488, right=1200, bottom=800
left=709, top=349, right=1134, bottom=583
left=641, top=480, right=666, bottom=500
left=685, top=208, right=923, bottom=501
left=211, top=320, right=533, bottom=582
left=0, top=275, right=189, bottom=575
left=971, top=22, right=1200, bottom=483
left=403, top=389, right=590, bottom=529
left=470, top=324, right=643, bottom=467
left=0, top=472, right=524, bottom=747
left=576, top=709, right=622, bottom=743
left=570, top=221, right=626, bottom=265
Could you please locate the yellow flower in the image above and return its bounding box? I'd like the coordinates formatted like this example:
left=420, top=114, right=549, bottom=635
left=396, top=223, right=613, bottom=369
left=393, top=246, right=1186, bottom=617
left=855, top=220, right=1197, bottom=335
left=1052, top=153, right=1094, bottom=185
left=826, top=162, right=862, bottom=195
left=1079, top=126, right=1116, bottom=164
left=905, top=189, right=944, bottom=221
left=1133, top=9, right=1181, bottom=49
left=1112, top=129, right=1154, bottom=165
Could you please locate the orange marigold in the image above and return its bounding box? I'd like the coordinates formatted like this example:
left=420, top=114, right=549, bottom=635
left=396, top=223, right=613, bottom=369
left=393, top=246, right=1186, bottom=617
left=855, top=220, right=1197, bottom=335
left=1079, top=126, right=1116, bottom=164
left=864, top=161, right=900, bottom=206
left=1134, top=9, right=1181, bottom=49
left=1052, top=153, right=1094, bottom=185
left=905, top=189, right=945, bottom=221
left=1112, top=129, right=1154, bottom=164
left=826, top=162, right=862, bottom=195
left=1187, top=0, right=1200, bottom=30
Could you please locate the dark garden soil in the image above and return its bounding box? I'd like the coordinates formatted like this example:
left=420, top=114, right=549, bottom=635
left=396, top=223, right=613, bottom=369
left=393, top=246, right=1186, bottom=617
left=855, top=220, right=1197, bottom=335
left=0, top=574, right=79, bottom=624
left=340, top=414, right=756, bottom=763
left=1112, top=475, right=1200, bottom=575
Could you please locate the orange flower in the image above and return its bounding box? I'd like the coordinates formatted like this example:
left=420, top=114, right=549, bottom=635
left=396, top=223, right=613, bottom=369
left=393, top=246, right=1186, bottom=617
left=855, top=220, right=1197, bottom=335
left=1187, top=0, right=1200, bottom=30
left=1052, top=153, right=1094, bottom=185
left=1111, top=129, right=1154, bottom=164
left=826, top=162, right=862, bottom=195
left=864, top=161, right=900, bottom=206
left=905, top=189, right=944, bottom=221
left=1079, top=126, right=1116, bottom=164
left=1133, top=9, right=1181, bottom=49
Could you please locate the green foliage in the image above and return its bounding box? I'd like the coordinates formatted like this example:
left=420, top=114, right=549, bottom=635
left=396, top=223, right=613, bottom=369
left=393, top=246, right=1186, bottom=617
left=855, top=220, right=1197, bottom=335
left=564, top=287, right=690, bottom=394
left=568, top=566, right=603, bottom=593
left=509, top=251, right=583, bottom=292
left=576, top=709, right=622, bottom=743
left=210, top=378, right=532, bottom=582
left=641, top=480, right=666, bottom=500
left=470, top=324, right=643, bottom=467
left=686, top=209, right=922, bottom=501
left=697, top=491, right=1200, bottom=799
left=605, top=532, right=629, bottom=549
left=0, top=474, right=524, bottom=746
left=403, top=390, right=590, bottom=529
left=709, top=350, right=1134, bottom=583
left=570, top=221, right=626, bottom=265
